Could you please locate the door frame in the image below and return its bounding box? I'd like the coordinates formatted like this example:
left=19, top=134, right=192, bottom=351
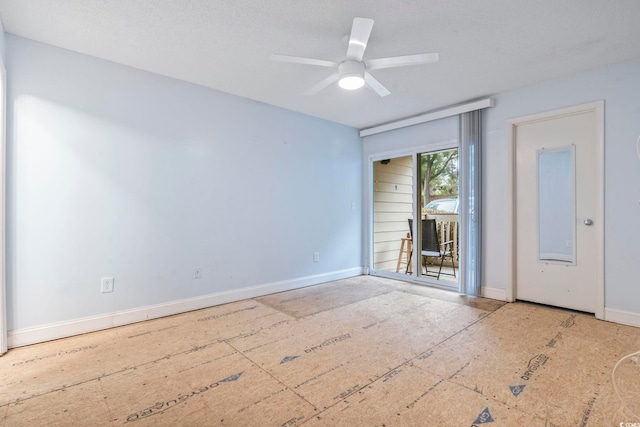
left=0, top=60, right=6, bottom=354
left=505, top=101, right=604, bottom=319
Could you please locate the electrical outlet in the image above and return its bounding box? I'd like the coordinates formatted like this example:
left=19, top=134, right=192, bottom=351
left=313, top=252, right=320, bottom=262
left=101, top=277, right=114, bottom=293
left=194, top=267, right=202, bottom=279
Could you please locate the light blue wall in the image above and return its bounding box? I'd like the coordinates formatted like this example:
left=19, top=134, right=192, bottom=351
left=484, top=57, right=640, bottom=315
left=5, top=35, right=363, bottom=331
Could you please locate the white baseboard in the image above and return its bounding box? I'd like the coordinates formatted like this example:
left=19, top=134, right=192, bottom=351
left=604, top=307, right=640, bottom=328
left=480, top=286, right=507, bottom=301
left=8, top=267, right=364, bottom=348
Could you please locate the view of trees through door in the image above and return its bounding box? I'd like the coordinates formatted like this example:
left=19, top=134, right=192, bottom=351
left=372, top=148, right=459, bottom=287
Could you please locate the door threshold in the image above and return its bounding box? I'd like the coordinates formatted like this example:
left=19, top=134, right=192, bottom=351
left=515, top=300, right=595, bottom=318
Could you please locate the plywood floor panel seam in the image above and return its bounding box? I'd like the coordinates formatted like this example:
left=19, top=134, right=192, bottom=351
left=223, top=338, right=320, bottom=414
left=0, top=339, right=237, bottom=407
left=293, top=309, right=502, bottom=425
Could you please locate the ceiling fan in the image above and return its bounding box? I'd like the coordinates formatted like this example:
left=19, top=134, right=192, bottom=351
left=270, top=17, right=438, bottom=97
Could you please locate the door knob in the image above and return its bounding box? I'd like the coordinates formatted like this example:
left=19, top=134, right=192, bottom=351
left=584, top=218, right=593, bottom=226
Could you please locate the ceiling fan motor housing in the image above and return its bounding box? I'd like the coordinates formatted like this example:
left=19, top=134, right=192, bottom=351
left=339, top=60, right=365, bottom=78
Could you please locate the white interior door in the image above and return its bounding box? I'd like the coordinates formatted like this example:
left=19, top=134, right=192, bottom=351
left=514, top=103, right=603, bottom=313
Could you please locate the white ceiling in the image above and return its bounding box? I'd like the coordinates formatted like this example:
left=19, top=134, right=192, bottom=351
left=1, top=0, right=639, bottom=129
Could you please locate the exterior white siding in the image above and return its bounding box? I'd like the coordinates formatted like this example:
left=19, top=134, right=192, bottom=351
left=373, top=157, right=413, bottom=272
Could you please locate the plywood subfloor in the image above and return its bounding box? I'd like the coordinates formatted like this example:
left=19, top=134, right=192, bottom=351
left=1, top=276, right=639, bottom=426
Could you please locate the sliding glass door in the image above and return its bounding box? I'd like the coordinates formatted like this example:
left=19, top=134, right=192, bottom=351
left=370, top=145, right=460, bottom=290
left=416, top=148, right=459, bottom=287
left=365, top=109, right=485, bottom=296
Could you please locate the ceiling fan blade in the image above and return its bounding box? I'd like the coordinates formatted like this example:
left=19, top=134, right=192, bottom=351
left=365, top=53, right=439, bottom=70
left=346, top=18, right=374, bottom=61
left=270, top=54, right=337, bottom=68
left=364, top=72, right=390, bottom=97
left=303, top=73, right=340, bottom=96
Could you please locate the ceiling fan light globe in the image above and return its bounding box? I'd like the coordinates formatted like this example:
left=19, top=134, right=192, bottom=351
left=338, top=60, right=366, bottom=90
left=339, top=75, right=365, bottom=90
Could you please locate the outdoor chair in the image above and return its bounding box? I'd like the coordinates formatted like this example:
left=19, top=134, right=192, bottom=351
left=406, top=218, right=457, bottom=279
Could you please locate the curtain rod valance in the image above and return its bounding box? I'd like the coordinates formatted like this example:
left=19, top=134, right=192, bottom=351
left=360, top=98, right=494, bottom=137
